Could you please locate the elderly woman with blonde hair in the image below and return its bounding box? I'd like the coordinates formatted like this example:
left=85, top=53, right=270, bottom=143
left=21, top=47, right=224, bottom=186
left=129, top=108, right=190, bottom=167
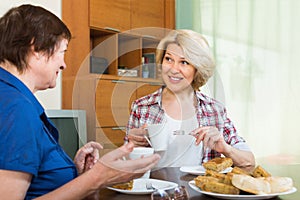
left=127, top=29, right=255, bottom=170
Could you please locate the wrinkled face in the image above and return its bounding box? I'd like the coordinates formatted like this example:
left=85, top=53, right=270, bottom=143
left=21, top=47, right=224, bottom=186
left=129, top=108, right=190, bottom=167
left=32, top=39, right=68, bottom=90
left=161, top=43, right=196, bottom=93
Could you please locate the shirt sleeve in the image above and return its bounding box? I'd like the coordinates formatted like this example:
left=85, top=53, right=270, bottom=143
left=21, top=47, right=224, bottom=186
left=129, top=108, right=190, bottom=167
left=126, top=101, right=140, bottom=132
left=233, top=142, right=252, bottom=152
left=221, top=107, right=246, bottom=145
left=202, top=102, right=248, bottom=162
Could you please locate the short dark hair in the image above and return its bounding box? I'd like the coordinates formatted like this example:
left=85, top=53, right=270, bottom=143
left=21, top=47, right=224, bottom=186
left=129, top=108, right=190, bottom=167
left=0, top=4, right=71, bottom=73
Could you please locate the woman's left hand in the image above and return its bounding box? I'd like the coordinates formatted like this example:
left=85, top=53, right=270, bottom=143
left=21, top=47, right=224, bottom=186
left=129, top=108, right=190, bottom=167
left=73, top=141, right=103, bottom=175
left=127, top=125, right=149, bottom=147
left=191, top=126, right=230, bottom=153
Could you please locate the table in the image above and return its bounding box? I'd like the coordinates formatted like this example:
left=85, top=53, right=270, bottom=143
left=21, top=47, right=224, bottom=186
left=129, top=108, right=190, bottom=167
left=99, top=164, right=300, bottom=199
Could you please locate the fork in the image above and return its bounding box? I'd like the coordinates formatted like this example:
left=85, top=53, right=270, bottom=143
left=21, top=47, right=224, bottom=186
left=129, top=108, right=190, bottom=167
left=173, top=130, right=193, bottom=135
left=146, top=182, right=172, bottom=191
left=146, top=182, right=157, bottom=191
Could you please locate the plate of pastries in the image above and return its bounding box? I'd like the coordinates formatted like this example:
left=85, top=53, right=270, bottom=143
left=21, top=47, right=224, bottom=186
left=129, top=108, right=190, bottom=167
left=108, top=178, right=178, bottom=195
left=188, top=157, right=297, bottom=199
left=180, top=157, right=233, bottom=175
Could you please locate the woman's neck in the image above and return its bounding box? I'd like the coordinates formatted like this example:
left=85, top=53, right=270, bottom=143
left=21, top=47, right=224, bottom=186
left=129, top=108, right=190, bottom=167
left=162, top=87, right=196, bottom=120
left=0, top=62, right=35, bottom=93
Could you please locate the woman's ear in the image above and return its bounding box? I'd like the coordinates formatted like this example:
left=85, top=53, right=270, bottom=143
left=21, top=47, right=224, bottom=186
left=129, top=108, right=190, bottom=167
left=30, top=44, right=41, bottom=60
left=32, top=52, right=41, bottom=60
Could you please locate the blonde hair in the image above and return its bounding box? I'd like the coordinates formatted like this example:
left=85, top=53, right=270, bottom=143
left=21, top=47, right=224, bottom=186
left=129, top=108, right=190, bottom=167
left=156, top=29, right=215, bottom=90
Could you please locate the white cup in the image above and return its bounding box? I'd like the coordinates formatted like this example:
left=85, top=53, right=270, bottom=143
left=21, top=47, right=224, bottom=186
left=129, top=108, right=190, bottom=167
left=147, top=123, right=168, bottom=152
left=129, top=147, right=154, bottom=179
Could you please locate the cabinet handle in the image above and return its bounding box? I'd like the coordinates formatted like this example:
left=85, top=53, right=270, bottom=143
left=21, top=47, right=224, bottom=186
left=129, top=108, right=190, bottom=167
left=111, top=127, right=126, bottom=130
left=149, top=82, right=164, bottom=86
left=111, top=80, right=126, bottom=84
left=104, top=27, right=120, bottom=33
left=143, top=35, right=157, bottom=39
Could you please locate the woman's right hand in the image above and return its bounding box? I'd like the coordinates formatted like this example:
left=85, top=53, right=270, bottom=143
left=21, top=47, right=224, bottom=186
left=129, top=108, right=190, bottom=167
left=92, top=142, right=160, bottom=187
left=74, top=141, right=103, bottom=175
left=127, top=126, right=149, bottom=147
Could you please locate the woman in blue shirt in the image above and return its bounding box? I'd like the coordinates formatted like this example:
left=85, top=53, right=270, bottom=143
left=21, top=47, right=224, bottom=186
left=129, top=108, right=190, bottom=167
left=0, top=4, right=160, bottom=199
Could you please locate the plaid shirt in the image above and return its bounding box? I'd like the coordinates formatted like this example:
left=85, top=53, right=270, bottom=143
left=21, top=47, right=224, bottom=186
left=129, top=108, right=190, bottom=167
left=126, top=86, right=245, bottom=162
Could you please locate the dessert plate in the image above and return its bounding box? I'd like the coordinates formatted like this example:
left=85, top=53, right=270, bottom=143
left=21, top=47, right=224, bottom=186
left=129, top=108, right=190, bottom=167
left=188, top=180, right=297, bottom=200
left=107, top=178, right=178, bottom=195
left=180, top=165, right=232, bottom=175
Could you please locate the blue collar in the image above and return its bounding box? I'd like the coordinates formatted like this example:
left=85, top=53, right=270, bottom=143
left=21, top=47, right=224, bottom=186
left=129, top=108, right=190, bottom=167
left=0, top=67, right=44, bottom=116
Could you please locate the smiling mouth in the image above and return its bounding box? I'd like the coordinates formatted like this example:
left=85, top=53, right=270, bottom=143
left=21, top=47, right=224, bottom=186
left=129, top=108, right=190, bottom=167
left=169, top=76, right=183, bottom=81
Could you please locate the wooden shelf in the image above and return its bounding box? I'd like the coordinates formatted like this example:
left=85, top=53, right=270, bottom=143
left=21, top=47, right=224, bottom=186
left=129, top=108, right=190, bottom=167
left=62, top=0, right=174, bottom=147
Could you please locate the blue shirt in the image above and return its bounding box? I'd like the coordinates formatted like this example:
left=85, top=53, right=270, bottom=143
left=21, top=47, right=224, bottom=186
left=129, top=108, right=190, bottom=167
left=0, top=67, right=78, bottom=199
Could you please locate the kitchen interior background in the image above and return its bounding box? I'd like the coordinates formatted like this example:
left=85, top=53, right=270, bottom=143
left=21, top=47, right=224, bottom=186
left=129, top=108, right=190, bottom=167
left=1, top=0, right=300, bottom=163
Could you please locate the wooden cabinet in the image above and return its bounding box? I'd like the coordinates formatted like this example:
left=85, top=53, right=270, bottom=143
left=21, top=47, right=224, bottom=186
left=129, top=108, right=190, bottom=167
left=90, top=30, right=162, bottom=77
left=90, top=0, right=131, bottom=32
left=62, top=0, right=174, bottom=152
left=95, top=77, right=162, bottom=154
left=89, top=0, right=174, bottom=32
left=95, top=127, right=126, bottom=156
left=136, top=82, right=162, bottom=98
left=130, top=0, right=165, bottom=29
left=96, top=127, right=126, bottom=149
left=95, top=78, right=162, bottom=128
left=95, top=79, right=136, bottom=127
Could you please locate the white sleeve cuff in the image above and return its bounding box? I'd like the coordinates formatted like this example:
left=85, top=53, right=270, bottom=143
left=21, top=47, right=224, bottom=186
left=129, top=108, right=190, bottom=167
left=233, top=142, right=252, bottom=152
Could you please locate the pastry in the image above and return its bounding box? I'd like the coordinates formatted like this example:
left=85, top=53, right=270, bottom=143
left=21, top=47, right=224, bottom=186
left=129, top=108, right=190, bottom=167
left=111, top=180, right=134, bottom=190
left=252, top=165, right=271, bottom=178
left=203, top=157, right=233, bottom=172
left=232, top=174, right=271, bottom=194
left=231, top=166, right=251, bottom=176
left=194, top=175, right=220, bottom=190
left=223, top=172, right=234, bottom=185
left=205, top=169, right=226, bottom=180
left=201, top=181, right=240, bottom=195
left=265, top=176, right=293, bottom=193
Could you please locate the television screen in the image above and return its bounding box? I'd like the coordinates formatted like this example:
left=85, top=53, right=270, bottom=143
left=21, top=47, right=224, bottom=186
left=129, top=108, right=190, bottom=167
left=45, top=110, right=87, bottom=159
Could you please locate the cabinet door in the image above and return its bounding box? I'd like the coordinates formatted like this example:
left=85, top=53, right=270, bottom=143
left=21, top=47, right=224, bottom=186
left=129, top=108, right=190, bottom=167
left=96, top=127, right=126, bottom=156
left=96, top=127, right=126, bottom=147
left=136, top=82, right=162, bottom=99
left=95, top=79, right=137, bottom=127
left=130, top=0, right=165, bottom=29
left=90, top=0, right=131, bottom=32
